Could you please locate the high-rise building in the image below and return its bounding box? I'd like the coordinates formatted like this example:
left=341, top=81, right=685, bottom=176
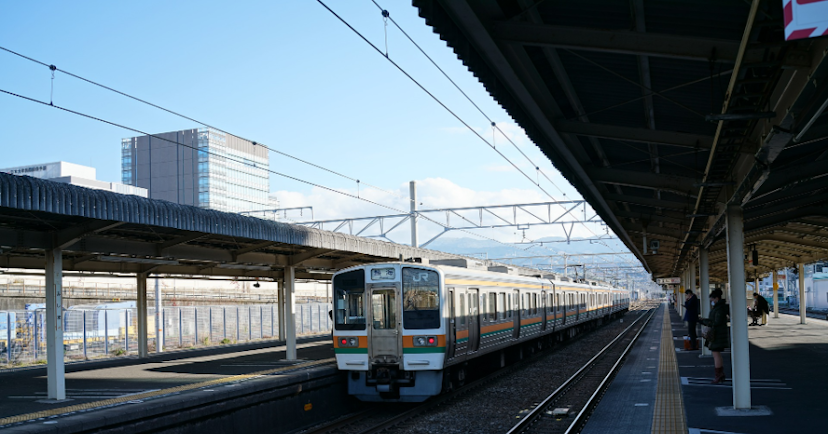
left=0, top=161, right=148, bottom=197
left=121, top=128, right=270, bottom=213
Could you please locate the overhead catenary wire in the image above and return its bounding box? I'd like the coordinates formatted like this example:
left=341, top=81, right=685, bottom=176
left=352, top=1, right=617, bottom=251
left=0, top=87, right=534, bottom=254
left=0, top=45, right=411, bottom=205
left=315, top=0, right=558, bottom=202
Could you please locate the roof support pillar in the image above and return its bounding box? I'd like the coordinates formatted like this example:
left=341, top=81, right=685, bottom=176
left=155, top=277, right=163, bottom=353
left=725, top=204, right=751, bottom=410
left=284, top=266, right=297, bottom=360
left=798, top=263, right=806, bottom=324
left=772, top=270, right=779, bottom=319
left=699, top=248, right=711, bottom=357
left=137, top=272, right=148, bottom=358
left=278, top=281, right=286, bottom=341
left=45, top=247, right=66, bottom=401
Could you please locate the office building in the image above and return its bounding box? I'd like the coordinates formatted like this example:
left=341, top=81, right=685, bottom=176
left=121, top=128, right=269, bottom=213
left=0, top=161, right=147, bottom=197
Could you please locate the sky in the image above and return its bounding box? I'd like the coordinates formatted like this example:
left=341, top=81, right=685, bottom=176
left=0, top=1, right=634, bottom=263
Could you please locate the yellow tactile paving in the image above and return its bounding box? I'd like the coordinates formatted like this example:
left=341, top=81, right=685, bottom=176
left=0, top=358, right=335, bottom=427
left=651, top=309, right=688, bottom=434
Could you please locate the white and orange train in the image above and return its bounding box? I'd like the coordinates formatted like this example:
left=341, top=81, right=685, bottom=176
left=331, top=259, right=629, bottom=402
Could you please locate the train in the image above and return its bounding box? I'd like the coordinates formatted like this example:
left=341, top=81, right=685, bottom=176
left=332, top=259, right=630, bottom=402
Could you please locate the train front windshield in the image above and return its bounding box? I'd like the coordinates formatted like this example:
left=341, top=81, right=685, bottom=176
left=334, top=269, right=366, bottom=330
left=402, top=268, right=440, bottom=329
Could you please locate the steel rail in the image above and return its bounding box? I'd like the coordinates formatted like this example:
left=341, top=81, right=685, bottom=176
left=505, top=308, right=656, bottom=434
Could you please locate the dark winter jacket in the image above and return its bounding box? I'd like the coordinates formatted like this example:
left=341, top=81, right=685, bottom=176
left=683, top=294, right=700, bottom=322
left=755, top=295, right=770, bottom=315
left=701, top=300, right=729, bottom=351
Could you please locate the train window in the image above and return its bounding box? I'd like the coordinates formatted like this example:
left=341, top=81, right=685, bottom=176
left=371, top=289, right=397, bottom=329
left=489, top=293, right=497, bottom=321
left=333, top=269, right=366, bottom=330
left=498, top=293, right=506, bottom=320
left=402, top=268, right=440, bottom=329
left=532, top=293, right=537, bottom=314
left=481, top=293, right=488, bottom=320
left=459, top=295, right=466, bottom=326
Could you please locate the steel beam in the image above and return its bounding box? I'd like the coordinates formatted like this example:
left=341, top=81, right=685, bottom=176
left=605, top=194, right=689, bottom=212
left=285, top=266, right=297, bottom=360
left=491, top=21, right=761, bottom=63
left=586, top=167, right=697, bottom=196
left=554, top=120, right=714, bottom=149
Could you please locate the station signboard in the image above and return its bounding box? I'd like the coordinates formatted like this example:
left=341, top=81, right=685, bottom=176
left=784, top=0, right=828, bottom=40
left=656, top=277, right=681, bottom=285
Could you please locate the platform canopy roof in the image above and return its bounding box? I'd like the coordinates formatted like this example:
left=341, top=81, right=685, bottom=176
left=415, top=0, right=828, bottom=281
left=0, top=173, right=477, bottom=281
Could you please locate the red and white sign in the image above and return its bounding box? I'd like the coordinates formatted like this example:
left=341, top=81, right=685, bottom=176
left=784, top=0, right=828, bottom=41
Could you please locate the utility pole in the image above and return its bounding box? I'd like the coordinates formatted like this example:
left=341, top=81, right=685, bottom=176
left=410, top=181, right=418, bottom=248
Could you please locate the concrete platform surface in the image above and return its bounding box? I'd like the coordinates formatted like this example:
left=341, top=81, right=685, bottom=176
left=0, top=336, right=336, bottom=429
left=675, top=306, right=828, bottom=434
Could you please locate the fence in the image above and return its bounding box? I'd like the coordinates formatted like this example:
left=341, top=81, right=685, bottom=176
left=0, top=303, right=331, bottom=367
left=0, top=282, right=279, bottom=302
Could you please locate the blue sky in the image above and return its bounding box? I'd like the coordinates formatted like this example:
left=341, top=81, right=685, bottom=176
left=0, top=1, right=627, bottom=251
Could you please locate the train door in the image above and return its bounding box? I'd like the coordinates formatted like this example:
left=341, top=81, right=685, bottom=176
left=447, top=289, right=456, bottom=359
left=468, top=289, right=480, bottom=352
left=512, top=290, right=521, bottom=339
left=540, top=290, right=547, bottom=331
left=368, top=285, right=401, bottom=362
left=561, top=292, right=566, bottom=325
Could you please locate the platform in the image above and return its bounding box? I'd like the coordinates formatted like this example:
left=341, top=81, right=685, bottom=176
left=0, top=335, right=343, bottom=433
left=583, top=302, right=828, bottom=434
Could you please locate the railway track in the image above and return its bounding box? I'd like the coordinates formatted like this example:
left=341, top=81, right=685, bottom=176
left=505, top=308, right=656, bottom=434
left=301, top=306, right=655, bottom=434
left=778, top=307, right=828, bottom=320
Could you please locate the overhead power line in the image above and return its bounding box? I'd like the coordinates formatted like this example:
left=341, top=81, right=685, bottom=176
left=0, top=86, right=537, bottom=255
left=0, top=45, right=409, bottom=204
left=318, top=0, right=618, bottom=253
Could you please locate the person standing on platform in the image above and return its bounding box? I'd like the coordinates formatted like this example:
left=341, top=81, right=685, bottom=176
left=700, top=289, right=729, bottom=384
left=753, top=292, right=770, bottom=326
left=684, top=289, right=700, bottom=350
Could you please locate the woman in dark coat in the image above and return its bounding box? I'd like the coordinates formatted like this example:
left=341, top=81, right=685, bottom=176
left=700, top=288, right=729, bottom=384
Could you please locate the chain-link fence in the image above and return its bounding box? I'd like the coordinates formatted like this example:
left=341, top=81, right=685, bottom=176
left=0, top=303, right=331, bottom=368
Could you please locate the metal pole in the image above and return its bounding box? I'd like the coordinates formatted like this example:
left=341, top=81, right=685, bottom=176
left=772, top=270, right=779, bottom=319
left=248, top=307, right=252, bottom=341
left=155, top=278, right=162, bottom=353
left=45, top=247, right=66, bottom=400
left=285, top=266, right=297, bottom=360
left=82, top=310, right=87, bottom=360
left=410, top=180, right=418, bottom=248
left=223, top=307, right=227, bottom=341
left=260, top=307, right=264, bottom=339
left=300, top=305, right=305, bottom=334
left=799, top=263, right=806, bottom=324
left=6, top=312, right=11, bottom=365
left=209, top=307, right=213, bottom=344
left=699, top=248, right=711, bottom=357
left=34, top=310, right=38, bottom=361
left=104, top=310, right=109, bottom=356
left=178, top=308, right=183, bottom=348
left=271, top=305, right=275, bottom=338
left=194, top=308, right=199, bottom=345
left=725, top=204, right=751, bottom=410
left=125, top=310, right=130, bottom=354
left=137, top=273, right=148, bottom=358
left=236, top=307, right=240, bottom=342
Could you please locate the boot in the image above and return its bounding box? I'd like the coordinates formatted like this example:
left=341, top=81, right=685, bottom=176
left=711, top=367, right=725, bottom=384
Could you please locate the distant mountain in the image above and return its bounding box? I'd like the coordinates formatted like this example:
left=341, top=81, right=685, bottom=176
left=425, top=236, right=630, bottom=270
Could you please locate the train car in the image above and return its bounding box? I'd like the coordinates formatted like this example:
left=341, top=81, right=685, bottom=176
left=332, top=259, right=629, bottom=402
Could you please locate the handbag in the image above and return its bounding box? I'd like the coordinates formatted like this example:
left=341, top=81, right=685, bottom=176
left=701, top=325, right=713, bottom=341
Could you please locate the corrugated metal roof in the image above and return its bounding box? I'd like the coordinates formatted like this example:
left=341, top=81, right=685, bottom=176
left=0, top=173, right=457, bottom=262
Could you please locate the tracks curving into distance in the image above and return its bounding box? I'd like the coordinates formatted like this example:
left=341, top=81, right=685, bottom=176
left=506, top=307, right=656, bottom=434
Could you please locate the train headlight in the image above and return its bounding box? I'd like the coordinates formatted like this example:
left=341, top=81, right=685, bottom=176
left=413, top=335, right=437, bottom=347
